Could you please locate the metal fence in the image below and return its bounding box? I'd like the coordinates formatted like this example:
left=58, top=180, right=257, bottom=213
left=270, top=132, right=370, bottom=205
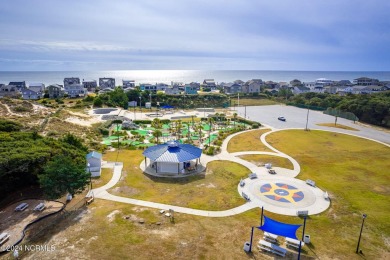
left=323, top=107, right=359, bottom=122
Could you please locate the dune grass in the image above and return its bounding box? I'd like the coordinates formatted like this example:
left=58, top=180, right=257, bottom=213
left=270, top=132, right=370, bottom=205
left=103, top=150, right=251, bottom=210
left=238, top=154, right=294, bottom=169
left=266, top=129, right=390, bottom=259
left=233, top=98, right=279, bottom=106
left=227, top=128, right=272, bottom=153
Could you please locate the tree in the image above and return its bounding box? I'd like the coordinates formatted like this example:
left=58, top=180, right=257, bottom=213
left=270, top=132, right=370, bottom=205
left=93, top=96, right=103, bottom=107
left=153, top=129, right=163, bottom=144
left=38, top=155, right=90, bottom=199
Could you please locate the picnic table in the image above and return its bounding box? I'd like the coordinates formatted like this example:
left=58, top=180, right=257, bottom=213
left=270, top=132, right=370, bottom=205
left=258, top=239, right=286, bottom=257
left=263, top=232, right=278, bottom=243
left=285, top=237, right=304, bottom=249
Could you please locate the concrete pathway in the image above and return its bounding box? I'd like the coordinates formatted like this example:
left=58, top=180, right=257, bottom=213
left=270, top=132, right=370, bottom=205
left=92, top=123, right=390, bottom=217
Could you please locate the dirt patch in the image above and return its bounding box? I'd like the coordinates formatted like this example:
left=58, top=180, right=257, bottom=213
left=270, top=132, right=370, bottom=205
left=110, top=186, right=140, bottom=197
left=107, top=210, right=121, bottom=222
left=0, top=199, right=63, bottom=251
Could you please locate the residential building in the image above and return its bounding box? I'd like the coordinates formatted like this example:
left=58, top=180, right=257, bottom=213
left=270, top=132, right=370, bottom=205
left=324, top=86, right=338, bottom=94
left=99, top=78, right=115, bottom=89
left=28, top=83, right=45, bottom=92
left=315, top=78, right=333, bottom=86
left=290, top=79, right=302, bottom=86
left=21, top=89, right=42, bottom=100
left=165, top=86, right=180, bottom=95
left=122, top=80, right=135, bottom=89
left=242, top=79, right=262, bottom=93
left=156, top=83, right=169, bottom=92
left=64, top=77, right=80, bottom=87
left=83, top=80, right=97, bottom=91
left=293, top=86, right=310, bottom=94
left=0, top=85, right=20, bottom=98
left=47, top=84, right=64, bottom=98
left=304, top=82, right=316, bottom=91
left=64, top=84, right=86, bottom=98
left=353, top=77, right=379, bottom=86
left=222, top=82, right=242, bottom=94
left=201, top=79, right=217, bottom=91
left=8, top=81, right=26, bottom=90
left=184, top=84, right=198, bottom=94
left=139, top=83, right=157, bottom=92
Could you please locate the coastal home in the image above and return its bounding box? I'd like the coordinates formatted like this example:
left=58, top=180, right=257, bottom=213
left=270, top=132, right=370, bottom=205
left=64, top=84, right=86, bottom=98
left=353, top=77, right=379, bottom=86
left=362, top=85, right=389, bottom=94
left=290, top=79, right=302, bottom=86
left=293, top=86, right=310, bottom=94
left=315, top=78, right=333, bottom=86
left=156, top=83, right=169, bottom=92
left=304, top=82, right=316, bottom=91
left=335, top=80, right=352, bottom=87
left=184, top=84, right=198, bottom=94
left=122, top=80, right=135, bottom=89
left=324, top=86, right=338, bottom=94
left=8, top=81, right=26, bottom=90
left=83, top=80, right=97, bottom=91
left=47, top=84, right=64, bottom=98
left=21, top=88, right=42, bottom=100
left=86, top=151, right=102, bottom=177
left=242, top=79, right=262, bottom=93
left=140, top=83, right=157, bottom=92
left=64, top=77, right=80, bottom=87
left=222, top=82, right=242, bottom=94
left=0, top=85, right=20, bottom=98
left=201, top=79, right=217, bottom=92
left=28, top=83, right=45, bottom=92
left=165, top=86, right=181, bottom=95
left=99, top=78, right=115, bottom=89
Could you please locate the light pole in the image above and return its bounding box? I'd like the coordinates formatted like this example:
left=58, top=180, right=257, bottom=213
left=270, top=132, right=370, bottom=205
left=149, top=93, right=152, bottom=110
left=356, top=214, right=367, bottom=254
left=139, top=96, right=142, bottom=117
left=305, top=108, right=310, bottom=131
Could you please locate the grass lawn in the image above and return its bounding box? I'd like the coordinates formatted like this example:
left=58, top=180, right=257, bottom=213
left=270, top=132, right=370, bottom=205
left=232, top=98, right=279, bottom=106
left=227, top=128, right=272, bottom=153
left=92, top=168, right=114, bottom=188
left=317, top=123, right=359, bottom=131
left=103, top=150, right=251, bottom=210
left=266, top=129, right=390, bottom=259
left=238, top=154, right=294, bottom=169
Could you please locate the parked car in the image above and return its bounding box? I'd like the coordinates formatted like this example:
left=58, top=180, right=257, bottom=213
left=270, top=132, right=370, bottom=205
left=278, top=116, right=286, bottom=121
left=268, top=169, right=276, bottom=174
left=249, top=173, right=257, bottom=179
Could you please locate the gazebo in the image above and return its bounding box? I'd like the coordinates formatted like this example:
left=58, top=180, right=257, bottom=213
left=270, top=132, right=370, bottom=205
left=142, top=141, right=202, bottom=175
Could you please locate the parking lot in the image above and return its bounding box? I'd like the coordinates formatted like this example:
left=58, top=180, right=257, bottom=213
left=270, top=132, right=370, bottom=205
left=235, top=105, right=390, bottom=144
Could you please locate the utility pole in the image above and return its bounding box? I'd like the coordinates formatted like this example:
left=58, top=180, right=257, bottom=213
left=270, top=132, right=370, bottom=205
left=244, top=105, right=247, bottom=119
left=305, top=108, right=310, bottom=131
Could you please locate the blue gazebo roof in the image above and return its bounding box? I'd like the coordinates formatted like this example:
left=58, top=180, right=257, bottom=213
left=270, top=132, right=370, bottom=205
left=86, top=151, right=102, bottom=159
left=143, top=141, right=202, bottom=163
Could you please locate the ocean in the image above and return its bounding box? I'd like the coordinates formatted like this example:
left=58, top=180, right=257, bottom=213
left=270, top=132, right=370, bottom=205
left=0, top=70, right=390, bottom=86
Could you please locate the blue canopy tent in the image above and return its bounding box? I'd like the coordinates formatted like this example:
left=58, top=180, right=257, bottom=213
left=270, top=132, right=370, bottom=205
left=258, top=216, right=301, bottom=240
left=161, top=105, right=174, bottom=109
left=246, top=207, right=307, bottom=260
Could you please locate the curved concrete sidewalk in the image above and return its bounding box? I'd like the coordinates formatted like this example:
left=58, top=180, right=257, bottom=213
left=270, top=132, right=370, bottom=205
left=93, top=126, right=390, bottom=217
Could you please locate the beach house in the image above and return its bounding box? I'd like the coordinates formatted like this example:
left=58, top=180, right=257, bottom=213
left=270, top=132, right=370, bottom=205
left=99, top=78, right=115, bottom=89
left=47, top=84, right=65, bottom=98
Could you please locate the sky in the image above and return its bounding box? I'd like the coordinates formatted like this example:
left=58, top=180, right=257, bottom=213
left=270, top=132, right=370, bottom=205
left=0, top=0, right=389, bottom=71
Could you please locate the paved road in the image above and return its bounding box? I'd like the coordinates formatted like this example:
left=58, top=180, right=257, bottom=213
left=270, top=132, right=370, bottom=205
left=235, top=105, right=390, bottom=144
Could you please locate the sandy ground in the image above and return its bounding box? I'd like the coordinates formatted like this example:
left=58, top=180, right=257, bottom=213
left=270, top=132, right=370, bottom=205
left=0, top=200, right=63, bottom=251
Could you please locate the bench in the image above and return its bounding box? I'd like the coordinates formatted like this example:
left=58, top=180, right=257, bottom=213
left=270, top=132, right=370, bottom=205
left=306, top=179, right=316, bottom=187
left=0, top=233, right=10, bottom=245
left=242, top=192, right=250, bottom=201
left=297, top=210, right=309, bottom=216
left=86, top=197, right=94, bottom=205
left=258, top=239, right=286, bottom=257
left=249, top=173, right=257, bottom=179
left=324, top=191, right=329, bottom=200
left=15, top=202, right=29, bottom=211
left=34, top=202, right=46, bottom=211
left=285, top=237, right=304, bottom=249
